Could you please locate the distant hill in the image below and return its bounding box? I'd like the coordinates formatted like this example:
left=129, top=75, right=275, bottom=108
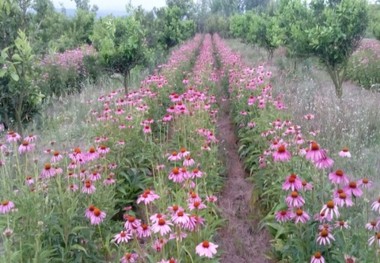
left=56, top=8, right=127, bottom=18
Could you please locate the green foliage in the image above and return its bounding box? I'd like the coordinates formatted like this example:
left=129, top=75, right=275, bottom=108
left=91, top=15, right=148, bottom=92
left=307, top=0, right=368, bottom=97
left=204, top=14, right=230, bottom=37
left=369, top=4, right=380, bottom=40
left=0, top=30, right=42, bottom=133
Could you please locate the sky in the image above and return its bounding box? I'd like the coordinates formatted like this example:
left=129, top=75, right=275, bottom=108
left=51, top=0, right=167, bottom=11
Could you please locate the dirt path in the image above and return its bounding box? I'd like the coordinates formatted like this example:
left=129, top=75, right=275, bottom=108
left=216, top=96, right=271, bottom=263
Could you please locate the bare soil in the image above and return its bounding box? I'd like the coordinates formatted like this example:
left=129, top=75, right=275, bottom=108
left=216, top=97, right=271, bottom=263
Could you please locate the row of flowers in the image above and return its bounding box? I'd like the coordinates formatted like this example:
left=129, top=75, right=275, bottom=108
left=213, top=34, right=380, bottom=262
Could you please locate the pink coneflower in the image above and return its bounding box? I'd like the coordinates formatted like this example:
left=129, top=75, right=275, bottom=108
left=25, top=176, right=34, bottom=186
left=368, top=232, right=380, bottom=246
left=168, top=167, right=184, bottom=183
left=171, top=210, right=190, bottom=225
left=306, top=142, right=324, bottom=162
left=334, top=191, right=353, bottom=207
left=186, top=214, right=205, bottom=231
left=82, top=180, right=96, bottom=194
left=365, top=221, right=378, bottom=231
left=195, top=241, right=218, bottom=258
left=6, top=131, right=21, bottom=143
left=321, top=200, right=340, bottom=219
left=51, top=151, right=63, bottom=163
left=168, top=151, right=181, bottom=161
left=98, top=145, right=110, bottom=155
left=0, top=143, right=7, bottom=153
left=301, top=180, right=313, bottom=191
left=18, top=140, right=35, bottom=154
left=191, top=168, right=203, bottom=179
left=68, top=184, right=79, bottom=192
left=188, top=200, right=207, bottom=211
left=137, top=223, right=151, bottom=238
left=162, top=114, right=173, bottom=122
left=313, top=150, right=334, bottom=169
left=0, top=200, right=15, bottom=214
left=294, top=208, right=310, bottom=223
left=24, top=134, right=37, bottom=143
left=310, top=252, right=325, bottom=263
left=188, top=192, right=202, bottom=204
left=275, top=209, right=294, bottom=223
left=178, top=147, right=190, bottom=158
left=124, top=215, right=141, bottom=231
left=344, top=255, right=357, bottom=263
left=85, top=205, right=96, bottom=219
left=329, top=170, right=349, bottom=185
left=89, top=170, right=101, bottom=181
left=371, top=197, right=380, bottom=213
left=206, top=195, right=218, bottom=203
left=158, top=258, right=178, bottom=263
left=86, top=147, right=99, bottom=161
left=40, top=163, right=56, bottom=179
left=358, top=177, right=373, bottom=189
left=335, top=220, right=350, bottom=230
left=179, top=167, right=190, bottom=180
left=273, top=144, right=291, bottom=162
left=282, top=174, right=303, bottom=191
left=103, top=174, right=116, bottom=185
left=344, top=181, right=363, bottom=197
left=339, top=147, right=351, bottom=158
left=120, top=252, right=138, bottom=263
left=137, top=189, right=160, bottom=205
left=304, top=114, right=315, bottom=120
left=183, top=156, right=195, bottom=167
left=89, top=207, right=106, bottom=225
left=151, top=218, right=172, bottom=236
left=150, top=213, right=166, bottom=223
left=286, top=191, right=305, bottom=208
left=143, top=125, right=151, bottom=134
left=317, top=227, right=335, bottom=245
left=112, top=230, right=132, bottom=244
left=152, top=238, right=167, bottom=252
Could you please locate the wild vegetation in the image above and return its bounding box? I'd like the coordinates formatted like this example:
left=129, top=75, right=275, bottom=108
left=1, top=0, right=380, bottom=262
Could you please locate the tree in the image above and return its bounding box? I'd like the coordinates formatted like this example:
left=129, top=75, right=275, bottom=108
left=307, top=0, right=368, bottom=98
left=91, top=16, right=148, bottom=93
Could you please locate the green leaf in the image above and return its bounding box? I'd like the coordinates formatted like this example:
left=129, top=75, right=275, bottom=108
left=70, top=244, right=88, bottom=255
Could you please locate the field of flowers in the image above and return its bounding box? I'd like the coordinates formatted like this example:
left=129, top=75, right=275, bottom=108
left=1, top=33, right=380, bottom=263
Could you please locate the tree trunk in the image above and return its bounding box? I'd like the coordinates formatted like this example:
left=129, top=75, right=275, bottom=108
left=123, top=70, right=130, bottom=94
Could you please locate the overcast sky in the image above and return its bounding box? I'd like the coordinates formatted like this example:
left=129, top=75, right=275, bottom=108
left=51, top=0, right=167, bottom=11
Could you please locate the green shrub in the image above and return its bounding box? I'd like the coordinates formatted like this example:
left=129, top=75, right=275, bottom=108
left=347, top=50, right=380, bottom=89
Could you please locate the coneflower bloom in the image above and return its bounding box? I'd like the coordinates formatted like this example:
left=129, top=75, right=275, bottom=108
left=344, top=181, right=363, bottom=197
left=40, top=163, right=56, bottom=179
left=82, top=180, right=96, bottom=194
left=89, top=170, right=101, bottom=181
left=334, top=191, right=353, bottom=207
left=188, top=192, right=202, bottom=204
left=206, top=195, right=218, bottom=203
left=158, top=258, right=178, bottom=263
left=86, top=147, right=99, bottom=161
left=143, top=125, right=152, bottom=134
left=178, top=147, right=190, bottom=158
left=168, top=167, right=184, bottom=183
left=188, top=200, right=207, bottom=211
left=285, top=191, right=305, bottom=208
left=365, top=220, right=378, bottom=231
left=358, top=177, right=373, bottom=189
left=320, top=200, right=340, bottom=219
left=98, top=145, right=110, bottom=155
left=317, top=228, right=335, bottom=245
left=302, top=180, right=313, bottom=191
left=304, top=114, right=315, bottom=120
left=124, top=215, right=141, bottom=231
left=306, top=142, right=324, bottom=162
left=162, top=114, right=173, bottom=122
left=368, top=232, right=380, bottom=246
left=51, top=151, right=63, bottom=163
left=152, top=238, right=167, bottom=252
left=168, top=151, right=181, bottom=161
left=171, top=210, right=190, bottom=225
left=150, top=213, right=166, bottom=224
left=195, top=241, right=218, bottom=258
left=335, top=220, right=350, bottom=230
left=151, top=218, right=172, bottom=236
left=282, top=174, right=303, bottom=191
left=68, top=184, right=79, bottom=192
left=103, top=174, right=116, bottom=185
left=310, top=252, right=325, bottom=263
left=275, top=209, right=294, bottom=223
left=24, top=134, right=37, bottom=143
left=294, top=208, right=310, bottom=223
left=329, top=170, right=349, bottom=185
left=18, top=141, right=35, bottom=154
left=313, top=150, right=334, bottom=169
left=339, top=147, right=351, bottom=158
left=0, top=200, right=15, bottom=214
left=273, top=144, right=291, bottom=162
left=6, top=131, right=21, bottom=143
left=25, top=176, right=34, bottom=186
left=183, top=156, right=195, bottom=167
left=191, top=168, right=203, bottom=178
left=89, top=207, right=106, bottom=225
left=120, top=252, right=138, bottom=263
left=179, top=167, right=190, bottom=180
left=371, top=197, right=380, bottom=213
left=137, top=223, right=151, bottom=238
left=137, top=189, right=160, bottom=205
left=112, top=230, right=132, bottom=244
